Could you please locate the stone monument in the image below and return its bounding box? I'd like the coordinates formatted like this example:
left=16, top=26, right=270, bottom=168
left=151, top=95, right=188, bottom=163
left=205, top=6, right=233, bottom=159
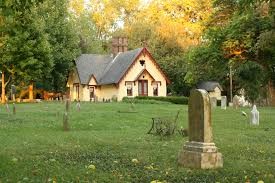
left=233, top=95, right=239, bottom=109
left=221, top=96, right=227, bottom=110
left=250, top=105, right=259, bottom=125
left=178, top=89, right=223, bottom=169
left=210, top=97, right=217, bottom=108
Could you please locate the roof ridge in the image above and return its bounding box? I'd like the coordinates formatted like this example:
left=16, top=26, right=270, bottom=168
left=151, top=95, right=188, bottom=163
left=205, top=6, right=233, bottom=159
left=98, top=53, right=121, bottom=83
left=98, top=48, right=144, bottom=85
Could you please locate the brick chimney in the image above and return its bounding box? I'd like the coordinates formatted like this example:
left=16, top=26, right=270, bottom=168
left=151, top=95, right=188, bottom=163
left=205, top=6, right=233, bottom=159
left=112, top=37, right=128, bottom=57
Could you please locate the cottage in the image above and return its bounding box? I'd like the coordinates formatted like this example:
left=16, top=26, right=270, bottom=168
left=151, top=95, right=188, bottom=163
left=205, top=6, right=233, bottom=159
left=196, top=81, right=223, bottom=100
left=66, top=38, right=170, bottom=102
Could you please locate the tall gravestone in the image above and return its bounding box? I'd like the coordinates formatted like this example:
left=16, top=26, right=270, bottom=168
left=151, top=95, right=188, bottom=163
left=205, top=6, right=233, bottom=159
left=233, top=95, right=239, bottom=109
left=250, top=105, right=259, bottom=125
left=178, top=89, right=223, bottom=169
left=221, top=96, right=227, bottom=110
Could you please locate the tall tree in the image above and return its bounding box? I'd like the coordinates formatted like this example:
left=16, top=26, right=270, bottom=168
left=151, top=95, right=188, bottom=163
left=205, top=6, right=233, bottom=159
left=41, top=0, right=80, bottom=92
left=185, top=0, right=275, bottom=103
left=0, top=0, right=53, bottom=102
left=115, top=0, right=213, bottom=94
left=0, top=0, right=81, bottom=102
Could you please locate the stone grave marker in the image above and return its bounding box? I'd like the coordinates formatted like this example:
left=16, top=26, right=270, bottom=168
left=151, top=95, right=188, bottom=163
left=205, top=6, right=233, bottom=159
left=5, top=103, right=10, bottom=114
left=210, top=97, right=217, bottom=108
left=233, top=95, right=239, bottom=109
left=63, top=99, right=70, bottom=131
left=178, top=89, right=223, bottom=169
left=12, top=103, right=16, bottom=115
left=76, top=100, right=81, bottom=111
left=221, top=96, right=227, bottom=110
left=250, top=105, right=259, bottom=125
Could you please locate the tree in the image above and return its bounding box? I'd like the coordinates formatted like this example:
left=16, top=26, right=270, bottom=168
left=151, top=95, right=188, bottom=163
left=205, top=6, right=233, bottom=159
left=0, top=0, right=81, bottom=102
left=40, top=0, right=80, bottom=92
left=0, top=0, right=53, bottom=102
left=185, top=0, right=275, bottom=103
left=112, top=0, right=213, bottom=95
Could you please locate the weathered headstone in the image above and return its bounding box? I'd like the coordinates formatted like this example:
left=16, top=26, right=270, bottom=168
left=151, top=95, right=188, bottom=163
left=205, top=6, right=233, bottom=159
left=250, top=105, right=259, bottom=125
left=233, top=95, right=239, bottom=109
left=210, top=97, right=217, bottom=108
left=5, top=103, right=10, bottom=114
left=63, top=99, right=70, bottom=131
left=12, top=103, right=16, bottom=115
left=76, top=100, right=81, bottom=111
left=221, top=96, right=227, bottom=110
left=178, top=89, right=223, bottom=169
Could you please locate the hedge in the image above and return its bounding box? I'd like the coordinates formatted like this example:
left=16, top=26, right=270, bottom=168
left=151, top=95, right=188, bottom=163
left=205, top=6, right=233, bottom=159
left=122, top=96, right=188, bottom=105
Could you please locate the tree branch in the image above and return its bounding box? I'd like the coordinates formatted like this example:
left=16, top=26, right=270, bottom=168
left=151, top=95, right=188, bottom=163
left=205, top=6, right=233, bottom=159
left=4, top=75, right=11, bottom=87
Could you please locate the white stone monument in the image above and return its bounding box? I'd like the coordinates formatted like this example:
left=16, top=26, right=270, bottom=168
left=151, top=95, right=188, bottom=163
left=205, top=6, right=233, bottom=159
left=250, top=105, right=259, bottom=125
left=221, top=96, right=227, bottom=110
left=210, top=97, right=217, bottom=108
left=233, top=95, right=239, bottom=109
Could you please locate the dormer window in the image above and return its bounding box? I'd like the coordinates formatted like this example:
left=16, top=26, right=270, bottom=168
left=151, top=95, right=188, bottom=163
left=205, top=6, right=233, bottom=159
left=139, top=60, right=145, bottom=66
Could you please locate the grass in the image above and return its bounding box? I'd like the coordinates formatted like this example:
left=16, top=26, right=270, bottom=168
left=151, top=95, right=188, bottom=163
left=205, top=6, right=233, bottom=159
left=0, top=102, right=274, bottom=183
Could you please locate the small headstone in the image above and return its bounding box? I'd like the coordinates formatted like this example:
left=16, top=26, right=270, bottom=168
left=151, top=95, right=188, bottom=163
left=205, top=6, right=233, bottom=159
left=63, top=99, right=70, bottom=131
left=210, top=97, right=217, bottom=108
left=12, top=103, right=16, bottom=115
left=250, top=105, right=259, bottom=125
left=178, top=89, right=223, bottom=169
left=221, top=96, right=227, bottom=110
left=5, top=103, right=10, bottom=114
left=76, top=100, right=81, bottom=111
left=233, top=95, right=239, bottom=109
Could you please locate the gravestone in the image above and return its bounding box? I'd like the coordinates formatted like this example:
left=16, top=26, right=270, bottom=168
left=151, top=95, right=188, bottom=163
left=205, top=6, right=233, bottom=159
left=250, top=105, right=259, bottom=125
left=210, top=97, right=217, bottom=108
left=12, top=103, right=16, bottom=115
left=63, top=99, right=70, bottom=131
left=76, top=100, right=81, bottom=111
left=5, top=103, right=10, bottom=114
left=233, top=95, right=239, bottom=109
left=178, top=89, right=223, bottom=169
left=221, top=96, right=227, bottom=110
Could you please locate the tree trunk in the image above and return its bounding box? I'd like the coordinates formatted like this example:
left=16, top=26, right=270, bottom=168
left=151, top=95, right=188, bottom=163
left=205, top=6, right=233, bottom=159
left=1, top=72, right=5, bottom=104
left=29, top=82, right=34, bottom=101
left=267, top=80, right=275, bottom=106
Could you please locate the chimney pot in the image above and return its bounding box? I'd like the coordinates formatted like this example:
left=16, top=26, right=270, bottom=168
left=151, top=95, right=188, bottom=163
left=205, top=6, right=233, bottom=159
left=112, top=37, right=128, bottom=57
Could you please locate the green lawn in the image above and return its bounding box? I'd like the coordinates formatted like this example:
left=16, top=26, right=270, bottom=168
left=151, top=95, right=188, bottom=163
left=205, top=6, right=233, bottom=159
left=0, top=102, right=274, bottom=183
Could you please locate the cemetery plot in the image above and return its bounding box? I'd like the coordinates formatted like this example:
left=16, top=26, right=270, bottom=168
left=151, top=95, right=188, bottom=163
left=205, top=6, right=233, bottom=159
left=0, top=102, right=274, bottom=182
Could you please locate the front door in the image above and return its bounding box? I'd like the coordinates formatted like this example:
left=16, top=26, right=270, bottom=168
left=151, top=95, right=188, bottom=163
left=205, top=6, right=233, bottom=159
left=89, top=86, right=95, bottom=101
left=138, top=80, right=148, bottom=96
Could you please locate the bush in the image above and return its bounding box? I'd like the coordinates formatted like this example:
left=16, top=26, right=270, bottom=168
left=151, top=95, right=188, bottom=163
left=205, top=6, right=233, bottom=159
left=122, top=97, right=171, bottom=104
left=122, top=96, right=188, bottom=104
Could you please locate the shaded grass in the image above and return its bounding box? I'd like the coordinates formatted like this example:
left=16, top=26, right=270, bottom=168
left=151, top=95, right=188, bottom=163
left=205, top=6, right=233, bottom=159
left=0, top=102, right=274, bottom=182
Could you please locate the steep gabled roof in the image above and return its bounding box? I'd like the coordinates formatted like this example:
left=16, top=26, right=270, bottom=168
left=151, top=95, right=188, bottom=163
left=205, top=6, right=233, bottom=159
left=75, top=54, right=112, bottom=84
left=99, top=48, right=143, bottom=85
left=133, top=68, right=156, bottom=81
left=196, top=81, right=223, bottom=92
left=74, top=47, right=169, bottom=85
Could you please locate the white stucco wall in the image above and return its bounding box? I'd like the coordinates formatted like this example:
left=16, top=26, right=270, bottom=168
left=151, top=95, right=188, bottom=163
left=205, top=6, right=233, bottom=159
left=117, top=53, right=167, bottom=101
left=67, top=50, right=168, bottom=102
left=209, top=87, right=222, bottom=100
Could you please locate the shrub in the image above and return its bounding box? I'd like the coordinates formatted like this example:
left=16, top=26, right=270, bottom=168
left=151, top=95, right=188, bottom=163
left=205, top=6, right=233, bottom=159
left=122, top=97, right=171, bottom=104
left=134, top=96, right=188, bottom=104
